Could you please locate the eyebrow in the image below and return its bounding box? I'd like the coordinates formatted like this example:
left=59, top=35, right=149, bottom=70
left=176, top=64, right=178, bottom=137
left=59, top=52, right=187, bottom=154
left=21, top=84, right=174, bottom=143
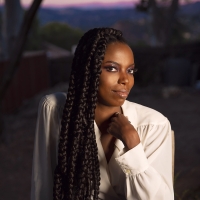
left=104, top=61, right=135, bottom=67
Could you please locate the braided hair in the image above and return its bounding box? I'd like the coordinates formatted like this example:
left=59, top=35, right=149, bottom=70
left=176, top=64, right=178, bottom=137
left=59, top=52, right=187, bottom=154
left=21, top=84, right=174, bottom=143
left=53, top=27, right=127, bottom=200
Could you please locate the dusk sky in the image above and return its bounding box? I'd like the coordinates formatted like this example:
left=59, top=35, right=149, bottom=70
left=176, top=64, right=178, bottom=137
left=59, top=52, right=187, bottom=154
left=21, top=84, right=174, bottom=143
left=0, top=0, right=197, bottom=7
left=20, top=0, right=137, bottom=7
left=0, top=0, right=198, bottom=8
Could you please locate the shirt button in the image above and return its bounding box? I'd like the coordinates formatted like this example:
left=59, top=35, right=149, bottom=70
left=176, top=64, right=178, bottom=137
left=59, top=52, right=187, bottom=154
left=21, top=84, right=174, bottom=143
left=125, top=169, right=131, bottom=174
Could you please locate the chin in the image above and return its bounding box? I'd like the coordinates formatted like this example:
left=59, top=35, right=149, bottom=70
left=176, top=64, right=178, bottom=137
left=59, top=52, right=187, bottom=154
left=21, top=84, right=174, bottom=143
left=110, top=98, right=126, bottom=107
left=97, top=95, right=127, bottom=107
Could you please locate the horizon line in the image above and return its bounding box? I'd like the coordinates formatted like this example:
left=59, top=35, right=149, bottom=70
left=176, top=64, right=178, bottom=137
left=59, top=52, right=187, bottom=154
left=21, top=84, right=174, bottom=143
left=0, top=0, right=199, bottom=9
left=24, top=1, right=135, bottom=9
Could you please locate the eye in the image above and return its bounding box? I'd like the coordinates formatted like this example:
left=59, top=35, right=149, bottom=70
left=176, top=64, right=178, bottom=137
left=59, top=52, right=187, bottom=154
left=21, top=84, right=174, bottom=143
left=104, top=66, right=118, bottom=72
left=127, top=68, right=138, bottom=74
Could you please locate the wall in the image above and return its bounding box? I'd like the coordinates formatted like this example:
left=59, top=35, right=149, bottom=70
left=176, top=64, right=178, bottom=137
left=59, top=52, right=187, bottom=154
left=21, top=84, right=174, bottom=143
left=0, top=52, right=50, bottom=113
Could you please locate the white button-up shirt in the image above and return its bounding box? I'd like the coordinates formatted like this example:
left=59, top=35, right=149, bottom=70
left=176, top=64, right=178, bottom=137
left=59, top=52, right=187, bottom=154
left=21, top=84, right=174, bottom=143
left=31, top=92, right=174, bottom=200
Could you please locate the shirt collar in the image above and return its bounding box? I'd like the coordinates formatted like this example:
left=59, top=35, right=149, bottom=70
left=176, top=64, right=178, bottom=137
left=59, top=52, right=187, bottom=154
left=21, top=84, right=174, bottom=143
left=122, top=100, right=137, bottom=128
left=94, top=100, right=137, bottom=151
left=94, top=120, right=101, bottom=140
left=94, top=121, right=125, bottom=151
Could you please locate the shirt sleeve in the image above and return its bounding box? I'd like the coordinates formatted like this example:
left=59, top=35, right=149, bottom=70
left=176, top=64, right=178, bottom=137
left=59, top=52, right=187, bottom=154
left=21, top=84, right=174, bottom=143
left=30, top=96, right=62, bottom=200
left=115, top=119, right=174, bottom=200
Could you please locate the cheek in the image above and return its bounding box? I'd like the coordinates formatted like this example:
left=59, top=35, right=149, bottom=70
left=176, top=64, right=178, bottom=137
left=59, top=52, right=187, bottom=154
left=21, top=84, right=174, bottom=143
left=98, top=80, right=111, bottom=93
left=99, top=73, right=117, bottom=89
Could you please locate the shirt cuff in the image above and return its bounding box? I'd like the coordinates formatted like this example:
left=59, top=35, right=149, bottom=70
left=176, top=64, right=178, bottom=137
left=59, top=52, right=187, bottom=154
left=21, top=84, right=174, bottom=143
left=115, top=143, right=149, bottom=176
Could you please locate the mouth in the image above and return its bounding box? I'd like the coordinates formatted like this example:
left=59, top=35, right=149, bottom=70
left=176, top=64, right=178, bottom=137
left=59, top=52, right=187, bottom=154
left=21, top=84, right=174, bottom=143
left=112, top=89, right=129, bottom=99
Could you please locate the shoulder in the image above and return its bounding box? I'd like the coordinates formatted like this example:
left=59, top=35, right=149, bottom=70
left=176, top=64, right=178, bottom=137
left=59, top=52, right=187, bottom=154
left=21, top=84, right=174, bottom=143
left=122, top=100, right=168, bottom=127
left=39, top=92, right=67, bottom=109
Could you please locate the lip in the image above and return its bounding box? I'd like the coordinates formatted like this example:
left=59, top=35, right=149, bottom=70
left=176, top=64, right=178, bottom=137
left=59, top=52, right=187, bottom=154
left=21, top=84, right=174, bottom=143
left=112, top=89, right=129, bottom=98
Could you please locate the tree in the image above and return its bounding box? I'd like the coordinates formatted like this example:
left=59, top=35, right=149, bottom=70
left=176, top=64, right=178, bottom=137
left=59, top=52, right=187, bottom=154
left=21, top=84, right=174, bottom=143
left=136, top=0, right=180, bottom=46
left=0, top=0, right=43, bottom=142
left=25, top=15, right=43, bottom=51
left=40, top=22, right=83, bottom=51
left=1, top=0, right=23, bottom=58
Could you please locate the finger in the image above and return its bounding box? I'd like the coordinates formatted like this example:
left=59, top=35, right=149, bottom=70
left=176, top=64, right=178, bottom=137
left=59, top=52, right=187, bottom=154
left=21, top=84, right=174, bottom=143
left=110, top=117, right=115, bottom=122
left=125, top=117, right=131, bottom=124
left=111, top=114, right=120, bottom=121
left=114, top=112, right=120, bottom=117
left=107, top=125, right=112, bottom=134
left=111, top=112, right=121, bottom=122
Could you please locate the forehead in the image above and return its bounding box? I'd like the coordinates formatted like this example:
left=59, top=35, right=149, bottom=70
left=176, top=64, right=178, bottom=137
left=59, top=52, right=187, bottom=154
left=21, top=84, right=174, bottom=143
left=103, top=42, right=134, bottom=64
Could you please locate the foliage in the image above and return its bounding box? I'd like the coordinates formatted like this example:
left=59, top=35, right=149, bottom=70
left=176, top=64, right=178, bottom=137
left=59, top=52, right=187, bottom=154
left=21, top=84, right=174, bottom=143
left=175, top=187, right=200, bottom=200
left=174, top=171, right=200, bottom=200
left=136, top=0, right=180, bottom=46
left=25, top=15, right=43, bottom=51
left=134, top=40, right=148, bottom=47
left=39, top=22, right=83, bottom=51
left=170, top=18, right=191, bottom=45
left=24, top=19, right=84, bottom=51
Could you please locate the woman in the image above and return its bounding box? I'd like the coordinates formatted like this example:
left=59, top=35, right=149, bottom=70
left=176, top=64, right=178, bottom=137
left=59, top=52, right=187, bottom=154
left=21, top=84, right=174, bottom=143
left=31, top=28, right=174, bottom=200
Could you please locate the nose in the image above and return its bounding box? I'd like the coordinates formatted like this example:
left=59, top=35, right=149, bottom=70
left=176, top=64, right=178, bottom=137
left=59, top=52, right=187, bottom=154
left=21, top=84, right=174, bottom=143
left=118, top=71, right=129, bottom=85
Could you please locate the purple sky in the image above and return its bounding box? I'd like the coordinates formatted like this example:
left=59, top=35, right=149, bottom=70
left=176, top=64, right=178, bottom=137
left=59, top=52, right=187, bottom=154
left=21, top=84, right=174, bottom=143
left=0, top=0, right=198, bottom=8
left=20, top=0, right=139, bottom=8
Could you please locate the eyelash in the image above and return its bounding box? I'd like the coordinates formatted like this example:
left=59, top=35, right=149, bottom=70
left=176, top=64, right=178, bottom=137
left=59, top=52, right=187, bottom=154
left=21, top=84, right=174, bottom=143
left=128, top=68, right=138, bottom=74
left=105, top=66, right=117, bottom=72
left=104, top=66, right=138, bottom=74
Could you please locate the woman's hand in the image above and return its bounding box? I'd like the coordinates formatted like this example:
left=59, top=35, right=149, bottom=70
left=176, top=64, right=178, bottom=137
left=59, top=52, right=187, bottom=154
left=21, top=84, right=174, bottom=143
left=107, top=113, right=140, bottom=150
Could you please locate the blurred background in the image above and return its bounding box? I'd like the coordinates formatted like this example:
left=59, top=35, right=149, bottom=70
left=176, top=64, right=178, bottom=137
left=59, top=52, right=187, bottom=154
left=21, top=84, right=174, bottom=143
left=0, top=0, right=200, bottom=199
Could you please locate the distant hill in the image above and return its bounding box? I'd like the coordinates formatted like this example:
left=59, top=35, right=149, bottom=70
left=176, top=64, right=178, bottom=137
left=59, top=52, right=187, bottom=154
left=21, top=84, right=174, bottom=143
left=37, top=8, right=148, bottom=31
left=37, top=1, right=200, bottom=31
left=180, top=1, right=200, bottom=15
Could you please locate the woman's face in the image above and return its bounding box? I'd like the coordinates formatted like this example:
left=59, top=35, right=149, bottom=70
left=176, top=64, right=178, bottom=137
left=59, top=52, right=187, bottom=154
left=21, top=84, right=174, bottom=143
left=97, top=42, right=135, bottom=107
